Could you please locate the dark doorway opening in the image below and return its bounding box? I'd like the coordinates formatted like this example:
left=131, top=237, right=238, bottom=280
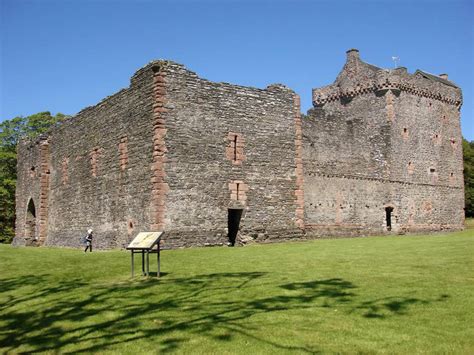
left=385, top=207, right=393, bottom=231
left=228, top=209, right=243, bottom=246
left=26, top=199, right=36, bottom=241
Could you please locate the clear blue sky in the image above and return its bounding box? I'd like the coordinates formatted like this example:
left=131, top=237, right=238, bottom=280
left=1, top=0, right=473, bottom=139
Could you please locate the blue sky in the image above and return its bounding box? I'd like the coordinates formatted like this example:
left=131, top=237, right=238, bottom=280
left=1, top=0, right=473, bottom=139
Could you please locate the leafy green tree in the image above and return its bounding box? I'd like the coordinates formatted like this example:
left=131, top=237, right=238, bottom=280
left=463, top=138, right=474, bottom=217
left=0, top=112, right=67, bottom=243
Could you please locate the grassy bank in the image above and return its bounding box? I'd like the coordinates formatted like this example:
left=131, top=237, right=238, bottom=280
left=1, top=229, right=473, bottom=354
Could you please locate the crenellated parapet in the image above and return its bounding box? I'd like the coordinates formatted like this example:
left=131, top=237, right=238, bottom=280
left=313, top=50, right=462, bottom=108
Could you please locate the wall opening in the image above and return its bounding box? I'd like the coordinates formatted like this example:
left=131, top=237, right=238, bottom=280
left=233, top=135, right=238, bottom=161
left=227, top=209, right=243, bottom=246
left=226, top=132, right=245, bottom=165
left=385, top=207, right=393, bottom=231
left=25, top=199, right=37, bottom=241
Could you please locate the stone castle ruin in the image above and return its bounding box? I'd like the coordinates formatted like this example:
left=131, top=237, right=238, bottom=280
left=13, top=49, right=464, bottom=249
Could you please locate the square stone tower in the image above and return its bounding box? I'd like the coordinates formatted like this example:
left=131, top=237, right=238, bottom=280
left=303, top=49, right=464, bottom=236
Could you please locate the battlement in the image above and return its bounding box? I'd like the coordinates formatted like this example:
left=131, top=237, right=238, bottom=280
left=313, top=50, right=462, bottom=108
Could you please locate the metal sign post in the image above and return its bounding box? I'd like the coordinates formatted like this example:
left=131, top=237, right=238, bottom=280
left=127, top=231, right=163, bottom=278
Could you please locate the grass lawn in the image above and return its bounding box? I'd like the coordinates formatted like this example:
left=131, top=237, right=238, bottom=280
left=1, top=228, right=473, bottom=354
left=465, top=217, right=474, bottom=229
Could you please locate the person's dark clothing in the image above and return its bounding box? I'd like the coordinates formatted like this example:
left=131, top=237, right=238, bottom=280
left=84, top=233, right=93, bottom=252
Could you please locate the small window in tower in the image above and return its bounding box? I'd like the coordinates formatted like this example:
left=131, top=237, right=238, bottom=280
left=233, top=135, right=238, bottom=161
left=402, top=127, right=409, bottom=139
left=430, top=168, right=436, bottom=173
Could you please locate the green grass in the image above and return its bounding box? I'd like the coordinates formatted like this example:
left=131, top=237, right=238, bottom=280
left=465, top=217, right=474, bottom=229
left=1, top=229, right=473, bottom=354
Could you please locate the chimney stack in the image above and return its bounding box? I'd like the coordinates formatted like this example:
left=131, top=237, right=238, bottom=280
left=346, top=48, right=360, bottom=61
left=439, top=73, right=449, bottom=80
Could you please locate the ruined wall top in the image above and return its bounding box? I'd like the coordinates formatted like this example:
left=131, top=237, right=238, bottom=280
left=312, top=49, right=462, bottom=108
left=18, top=59, right=296, bottom=147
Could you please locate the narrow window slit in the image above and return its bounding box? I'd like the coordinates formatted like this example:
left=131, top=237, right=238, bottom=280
left=233, top=135, right=238, bottom=161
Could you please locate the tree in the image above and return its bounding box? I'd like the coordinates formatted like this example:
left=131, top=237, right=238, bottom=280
left=0, top=112, right=67, bottom=243
left=463, top=138, right=474, bottom=217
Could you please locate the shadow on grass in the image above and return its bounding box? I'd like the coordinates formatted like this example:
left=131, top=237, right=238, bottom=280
left=351, top=293, right=450, bottom=319
left=0, top=272, right=449, bottom=353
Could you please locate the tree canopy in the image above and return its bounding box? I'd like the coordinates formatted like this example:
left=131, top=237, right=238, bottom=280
left=463, top=138, right=474, bottom=217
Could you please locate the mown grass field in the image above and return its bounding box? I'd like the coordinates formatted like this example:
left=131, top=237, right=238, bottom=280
left=1, top=226, right=473, bottom=354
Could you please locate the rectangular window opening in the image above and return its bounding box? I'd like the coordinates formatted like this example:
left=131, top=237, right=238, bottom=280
left=233, top=135, right=238, bottom=161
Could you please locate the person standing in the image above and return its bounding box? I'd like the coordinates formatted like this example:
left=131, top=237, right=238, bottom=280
left=84, top=228, right=93, bottom=252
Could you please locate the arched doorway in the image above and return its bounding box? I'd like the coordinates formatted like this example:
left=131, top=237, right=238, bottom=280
left=25, top=199, right=37, bottom=242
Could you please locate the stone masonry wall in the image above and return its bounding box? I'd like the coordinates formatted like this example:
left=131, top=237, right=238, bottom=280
left=303, top=49, right=463, bottom=236
left=14, top=61, right=303, bottom=249
left=158, top=63, right=303, bottom=247
left=15, top=65, right=156, bottom=248
left=14, top=50, right=464, bottom=249
left=14, top=136, right=47, bottom=246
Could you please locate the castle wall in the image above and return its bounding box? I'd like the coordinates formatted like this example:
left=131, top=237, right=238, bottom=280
left=389, top=91, right=463, bottom=187
left=157, top=64, right=303, bottom=247
left=14, top=137, right=48, bottom=245
left=303, top=175, right=462, bottom=236
left=14, top=62, right=303, bottom=249
left=303, top=93, right=393, bottom=234
left=13, top=50, right=464, bottom=248
left=15, top=66, right=157, bottom=248
left=303, top=51, right=464, bottom=236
